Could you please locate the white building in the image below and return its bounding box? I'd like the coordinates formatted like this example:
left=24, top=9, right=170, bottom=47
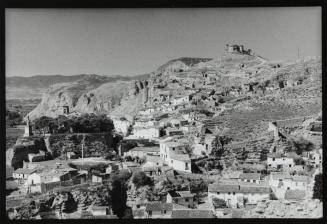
left=138, top=107, right=156, bottom=116
left=12, top=168, right=36, bottom=180
left=124, top=146, right=160, bottom=158
left=160, top=140, right=191, bottom=173
left=208, top=182, right=271, bottom=208
left=267, top=152, right=296, bottom=170
left=171, top=95, right=192, bottom=106
left=27, top=168, right=75, bottom=185
left=238, top=173, right=261, bottom=184
left=145, top=202, right=173, bottom=219
left=134, top=119, right=158, bottom=128
left=267, top=172, right=293, bottom=190
left=132, top=126, right=161, bottom=139
left=166, top=191, right=196, bottom=208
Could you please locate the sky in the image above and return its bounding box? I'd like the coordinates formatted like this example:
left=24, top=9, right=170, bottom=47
left=6, top=7, right=321, bottom=77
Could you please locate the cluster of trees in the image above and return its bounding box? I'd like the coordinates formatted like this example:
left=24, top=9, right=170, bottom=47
left=287, top=137, right=315, bottom=155
left=6, top=108, right=23, bottom=127
left=132, top=171, right=154, bottom=188
left=108, top=169, right=133, bottom=219
left=312, top=173, right=322, bottom=201
left=34, top=114, right=114, bottom=134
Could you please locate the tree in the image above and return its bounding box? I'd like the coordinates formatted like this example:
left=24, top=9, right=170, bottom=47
left=109, top=172, right=128, bottom=219
left=312, top=173, right=322, bottom=201
left=288, top=137, right=315, bottom=155
left=132, top=171, right=153, bottom=188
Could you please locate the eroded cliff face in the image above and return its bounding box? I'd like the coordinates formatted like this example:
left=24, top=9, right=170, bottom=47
left=27, top=77, right=151, bottom=122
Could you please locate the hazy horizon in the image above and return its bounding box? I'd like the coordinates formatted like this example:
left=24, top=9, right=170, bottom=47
left=6, top=8, right=321, bottom=77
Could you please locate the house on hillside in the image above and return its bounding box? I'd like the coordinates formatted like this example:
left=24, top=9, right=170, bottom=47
left=13, top=168, right=36, bottom=180
left=124, top=146, right=160, bottom=158
left=145, top=202, right=173, bottom=219
left=171, top=210, right=215, bottom=219
left=132, top=126, right=162, bottom=139
left=238, top=173, right=261, bottom=184
left=208, top=182, right=271, bottom=208
left=165, top=127, right=184, bottom=136
left=166, top=190, right=196, bottom=208
left=160, top=140, right=191, bottom=173
left=27, top=168, right=77, bottom=186
left=267, top=152, right=296, bottom=171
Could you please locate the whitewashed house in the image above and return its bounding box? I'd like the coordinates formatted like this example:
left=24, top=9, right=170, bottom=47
left=160, top=140, right=191, bottom=173
left=208, top=182, right=271, bottom=208
left=145, top=202, right=173, bottom=219
left=12, top=168, right=36, bottom=180
left=267, top=152, right=296, bottom=170
left=124, top=146, right=160, bottom=158
left=267, top=172, right=293, bottom=190
left=132, top=126, right=161, bottom=139
left=238, top=173, right=261, bottom=183
left=166, top=190, right=196, bottom=208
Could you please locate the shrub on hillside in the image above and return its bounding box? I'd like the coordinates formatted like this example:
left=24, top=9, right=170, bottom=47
left=312, top=173, right=322, bottom=201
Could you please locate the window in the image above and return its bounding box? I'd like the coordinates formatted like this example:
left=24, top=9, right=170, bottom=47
left=272, top=158, right=275, bottom=161
left=247, top=180, right=250, bottom=182
left=163, top=210, right=166, bottom=214
left=233, top=192, right=235, bottom=195
left=185, top=163, right=189, bottom=170
left=217, top=192, right=220, bottom=195
left=148, top=211, right=152, bottom=217
left=228, top=192, right=231, bottom=195
left=289, top=164, right=292, bottom=167
left=171, top=160, right=173, bottom=164
left=185, top=198, right=189, bottom=202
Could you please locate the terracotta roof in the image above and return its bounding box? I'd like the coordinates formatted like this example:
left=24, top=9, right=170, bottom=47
left=129, top=146, right=160, bottom=152
left=208, top=183, right=240, bottom=193
left=145, top=202, right=173, bottom=211
left=13, top=168, right=36, bottom=175
left=209, top=182, right=271, bottom=194
left=292, top=175, right=311, bottom=183
left=168, top=191, right=194, bottom=198
left=239, top=185, right=271, bottom=194
left=284, top=190, right=306, bottom=200
left=270, top=172, right=292, bottom=180
left=169, top=149, right=191, bottom=162
left=239, top=173, right=261, bottom=180
left=171, top=210, right=215, bottom=219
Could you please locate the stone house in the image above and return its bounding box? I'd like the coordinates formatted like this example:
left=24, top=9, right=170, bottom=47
left=27, top=168, right=76, bottom=186
left=166, top=190, right=196, bottom=208
left=267, top=152, right=295, bottom=170
left=238, top=173, right=261, bottom=184
left=171, top=209, right=215, bottom=219
left=13, top=168, right=36, bottom=180
left=145, top=202, right=173, bottom=219
left=160, top=140, right=191, bottom=173
left=208, top=182, right=271, bottom=208
left=124, top=146, right=160, bottom=158
left=132, top=126, right=161, bottom=139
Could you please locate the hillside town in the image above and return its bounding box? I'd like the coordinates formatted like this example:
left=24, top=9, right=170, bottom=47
left=6, top=44, right=323, bottom=219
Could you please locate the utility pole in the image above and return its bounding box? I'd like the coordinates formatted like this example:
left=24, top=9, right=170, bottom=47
left=82, top=135, right=85, bottom=169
